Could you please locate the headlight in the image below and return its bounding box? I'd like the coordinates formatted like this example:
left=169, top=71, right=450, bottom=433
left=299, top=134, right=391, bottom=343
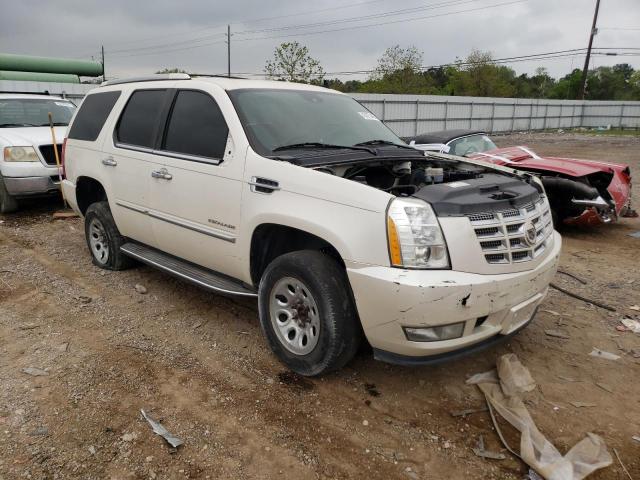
left=4, top=146, right=40, bottom=162
left=387, top=197, right=450, bottom=269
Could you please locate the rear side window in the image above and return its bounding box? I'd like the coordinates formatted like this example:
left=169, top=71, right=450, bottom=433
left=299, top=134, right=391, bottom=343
left=116, top=90, right=166, bottom=149
left=163, top=90, right=228, bottom=160
left=68, top=91, right=120, bottom=141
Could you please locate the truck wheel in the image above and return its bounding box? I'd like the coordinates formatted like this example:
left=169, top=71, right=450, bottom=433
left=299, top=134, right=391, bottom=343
left=84, top=201, right=134, bottom=270
left=258, top=250, right=360, bottom=376
left=0, top=176, right=19, bottom=214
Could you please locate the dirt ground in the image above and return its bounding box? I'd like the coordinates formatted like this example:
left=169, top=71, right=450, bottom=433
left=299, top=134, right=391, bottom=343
left=1, top=132, right=639, bottom=480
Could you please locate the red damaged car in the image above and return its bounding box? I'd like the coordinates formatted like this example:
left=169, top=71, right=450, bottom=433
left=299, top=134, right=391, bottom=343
left=405, top=129, right=635, bottom=226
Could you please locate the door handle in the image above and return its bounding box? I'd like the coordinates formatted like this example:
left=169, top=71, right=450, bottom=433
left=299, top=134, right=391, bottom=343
left=151, top=168, right=173, bottom=180
left=101, top=157, right=117, bottom=167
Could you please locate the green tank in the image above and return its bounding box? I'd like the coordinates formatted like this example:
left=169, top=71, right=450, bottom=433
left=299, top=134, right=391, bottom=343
left=0, top=53, right=103, bottom=77
left=0, top=70, right=80, bottom=83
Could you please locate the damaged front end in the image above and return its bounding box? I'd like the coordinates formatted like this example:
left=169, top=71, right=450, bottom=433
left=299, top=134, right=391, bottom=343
left=542, top=168, right=635, bottom=226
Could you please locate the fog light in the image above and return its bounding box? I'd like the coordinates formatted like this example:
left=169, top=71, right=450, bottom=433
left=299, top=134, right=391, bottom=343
left=404, top=323, right=465, bottom=342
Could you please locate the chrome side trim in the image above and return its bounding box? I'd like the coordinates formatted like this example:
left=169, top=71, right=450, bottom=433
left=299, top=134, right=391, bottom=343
left=147, top=210, right=236, bottom=243
left=113, top=142, right=221, bottom=166
left=115, top=200, right=148, bottom=214
left=120, top=245, right=256, bottom=298
left=115, top=201, right=235, bottom=243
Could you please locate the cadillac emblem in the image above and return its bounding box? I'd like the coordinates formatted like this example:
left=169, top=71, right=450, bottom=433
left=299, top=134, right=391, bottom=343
left=524, top=221, right=537, bottom=246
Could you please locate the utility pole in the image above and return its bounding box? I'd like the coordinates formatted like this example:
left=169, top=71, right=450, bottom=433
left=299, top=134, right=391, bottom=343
left=579, top=0, right=600, bottom=99
left=101, top=45, right=106, bottom=81
left=226, top=25, right=231, bottom=77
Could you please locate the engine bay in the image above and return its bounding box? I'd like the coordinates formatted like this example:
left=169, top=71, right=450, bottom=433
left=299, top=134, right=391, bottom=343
left=315, top=156, right=543, bottom=216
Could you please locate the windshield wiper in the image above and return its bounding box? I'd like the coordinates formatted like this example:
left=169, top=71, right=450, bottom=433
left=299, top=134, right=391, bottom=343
left=37, top=122, right=68, bottom=127
left=273, top=142, right=375, bottom=154
left=0, top=123, right=39, bottom=127
left=354, top=139, right=415, bottom=150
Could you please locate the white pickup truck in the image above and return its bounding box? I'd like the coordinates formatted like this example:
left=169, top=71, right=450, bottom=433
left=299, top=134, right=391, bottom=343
left=0, top=94, right=75, bottom=212
left=61, top=74, right=561, bottom=375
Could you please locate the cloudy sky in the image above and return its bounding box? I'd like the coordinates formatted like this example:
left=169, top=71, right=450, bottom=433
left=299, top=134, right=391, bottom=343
left=2, top=0, right=639, bottom=80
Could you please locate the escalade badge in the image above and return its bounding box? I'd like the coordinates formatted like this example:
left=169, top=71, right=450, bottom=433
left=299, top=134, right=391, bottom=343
left=524, top=221, right=537, bottom=246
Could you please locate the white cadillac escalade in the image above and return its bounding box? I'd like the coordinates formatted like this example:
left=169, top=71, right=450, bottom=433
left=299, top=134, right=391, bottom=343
left=61, top=74, right=561, bottom=375
left=0, top=94, right=75, bottom=212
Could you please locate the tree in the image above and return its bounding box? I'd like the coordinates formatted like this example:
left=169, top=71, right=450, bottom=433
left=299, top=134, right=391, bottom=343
left=264, top=42, right=324, bottom=83
left=449, top=50, right=516, bottom=97
left=155, top=68, right=188, bottom=74
left=372, top=45, right=423, bottom=80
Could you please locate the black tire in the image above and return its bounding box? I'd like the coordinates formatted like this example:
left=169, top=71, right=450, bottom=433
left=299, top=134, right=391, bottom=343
left=0, top=175, right=19, bottom=214
left=258, top=250, right=361, bottom=376
left=84, top=201, right=134, bottom=270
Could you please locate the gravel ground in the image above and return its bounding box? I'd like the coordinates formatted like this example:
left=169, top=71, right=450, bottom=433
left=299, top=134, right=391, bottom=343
left=0, top=132, right=639, bottom=479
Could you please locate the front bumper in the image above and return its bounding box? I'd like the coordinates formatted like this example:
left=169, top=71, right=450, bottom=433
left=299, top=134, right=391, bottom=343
left=347, top=231, right=561, bottom=361
left=3, top=176, right=60, bottom=196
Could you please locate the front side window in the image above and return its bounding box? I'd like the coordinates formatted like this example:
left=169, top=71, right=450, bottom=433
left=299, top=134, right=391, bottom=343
left=0, top=98, right=76, bottom=128
left=448, top=134, right=497, bottom=157
left=228, top=88, right=402, bottom=156
left=163, top=90, right=229, bottom=160
left=116, top=89, right=167, bottom=148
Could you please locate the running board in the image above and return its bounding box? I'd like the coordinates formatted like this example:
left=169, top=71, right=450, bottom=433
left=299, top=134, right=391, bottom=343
left=120, top=242, right=257, bottom=297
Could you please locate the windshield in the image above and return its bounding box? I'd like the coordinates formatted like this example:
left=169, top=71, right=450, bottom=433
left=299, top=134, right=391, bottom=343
left=0, top=98, right=76, bottom=127
left=448, top=134, right=497, bottom=156
left=228, top=88, right=403, bottom=156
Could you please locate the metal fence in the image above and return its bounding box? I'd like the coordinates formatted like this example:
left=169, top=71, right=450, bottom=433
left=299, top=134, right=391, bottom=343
left=351, top=93, right=640, bottom=137
left=2, top=80, right=639, bottom=135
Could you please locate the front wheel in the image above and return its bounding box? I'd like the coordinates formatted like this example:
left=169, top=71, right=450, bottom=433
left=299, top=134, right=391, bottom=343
left=0, top=175, right=19, bottom=214
left=258, top=250, right=361, bottom=376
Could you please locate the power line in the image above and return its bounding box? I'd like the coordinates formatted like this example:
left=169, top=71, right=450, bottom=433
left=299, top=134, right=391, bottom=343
left=101, top=0, right=417, bottom=49
left=234, top=0, right=483, bottom=36
left=233, top=0, right=529, bottom=43
left=105, top=0, right=485, bottom=56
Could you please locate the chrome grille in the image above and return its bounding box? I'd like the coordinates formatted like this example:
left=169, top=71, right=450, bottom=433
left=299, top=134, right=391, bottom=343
left=466, top=197, right=554, bottom=265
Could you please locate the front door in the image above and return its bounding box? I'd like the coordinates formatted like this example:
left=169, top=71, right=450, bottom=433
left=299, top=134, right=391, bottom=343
left=148, top=89, right=243, bottom=278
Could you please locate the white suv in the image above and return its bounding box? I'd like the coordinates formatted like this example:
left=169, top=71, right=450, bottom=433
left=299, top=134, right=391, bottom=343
left=0, top=94, right=76, bottom=212
left=61, top=74, right=561, bottom=375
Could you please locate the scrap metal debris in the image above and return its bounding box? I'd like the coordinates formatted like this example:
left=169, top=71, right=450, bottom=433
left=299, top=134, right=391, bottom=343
left=549, top=283, right=616, bottom=312
left=613, top=448, right=633, bottom=480
left=556, top=270, right=588, bottom=285
left=632, top=435, right=640, bottom=443
left=472, top=435, right=506, bottom=460
left=450, top=406, right=488, bottom=417
left=544, top=329, right=570, bottom=339
left=627, top=230, right=640, bottom=239
left=570, top=402, right=597, bottom=408
left=140, top=409, right=183, bottom=448
left=595, top=383, right=613, bottom=394
left=22, top=367, right=49, bottom=376
left=589, top=348, right=621, bottom=361
left=467, top=353, right=612, bottom=480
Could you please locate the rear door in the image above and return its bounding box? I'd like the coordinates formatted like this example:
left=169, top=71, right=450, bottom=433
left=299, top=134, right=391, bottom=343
left=102, top=88, right=172, bottom=248
left=148, top=88, right=243, bottom=277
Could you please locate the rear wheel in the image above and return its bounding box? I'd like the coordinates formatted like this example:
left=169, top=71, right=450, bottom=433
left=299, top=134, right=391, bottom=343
left=84, top=201, right=134, bottom=270
left=0, top=175, right=19, bottom=214
left=258, top=250, right=360, bottom=376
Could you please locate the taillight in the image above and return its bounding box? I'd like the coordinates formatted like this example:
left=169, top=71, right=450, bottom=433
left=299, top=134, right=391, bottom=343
left=61, top=138, right=67, bottom=179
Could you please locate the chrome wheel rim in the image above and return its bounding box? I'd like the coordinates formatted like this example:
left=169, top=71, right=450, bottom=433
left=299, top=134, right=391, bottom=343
left=89, top=218, right=109, bottom=265
left=269, top=277, right=320, bottom=355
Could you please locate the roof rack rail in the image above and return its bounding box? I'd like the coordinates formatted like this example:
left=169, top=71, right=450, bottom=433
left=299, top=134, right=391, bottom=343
left=190, top=73, right=247, bottom=80
left=101, top=73, right=191, bottom=87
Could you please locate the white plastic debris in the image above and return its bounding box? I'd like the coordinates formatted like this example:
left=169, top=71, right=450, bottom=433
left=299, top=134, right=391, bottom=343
left=467, top=353, right=612, bottom=480
left=589, top=348, right=621, bottom=361
left=140, top=409, right=183, bottom=448
left=621, top=318, right=640, bottom=334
